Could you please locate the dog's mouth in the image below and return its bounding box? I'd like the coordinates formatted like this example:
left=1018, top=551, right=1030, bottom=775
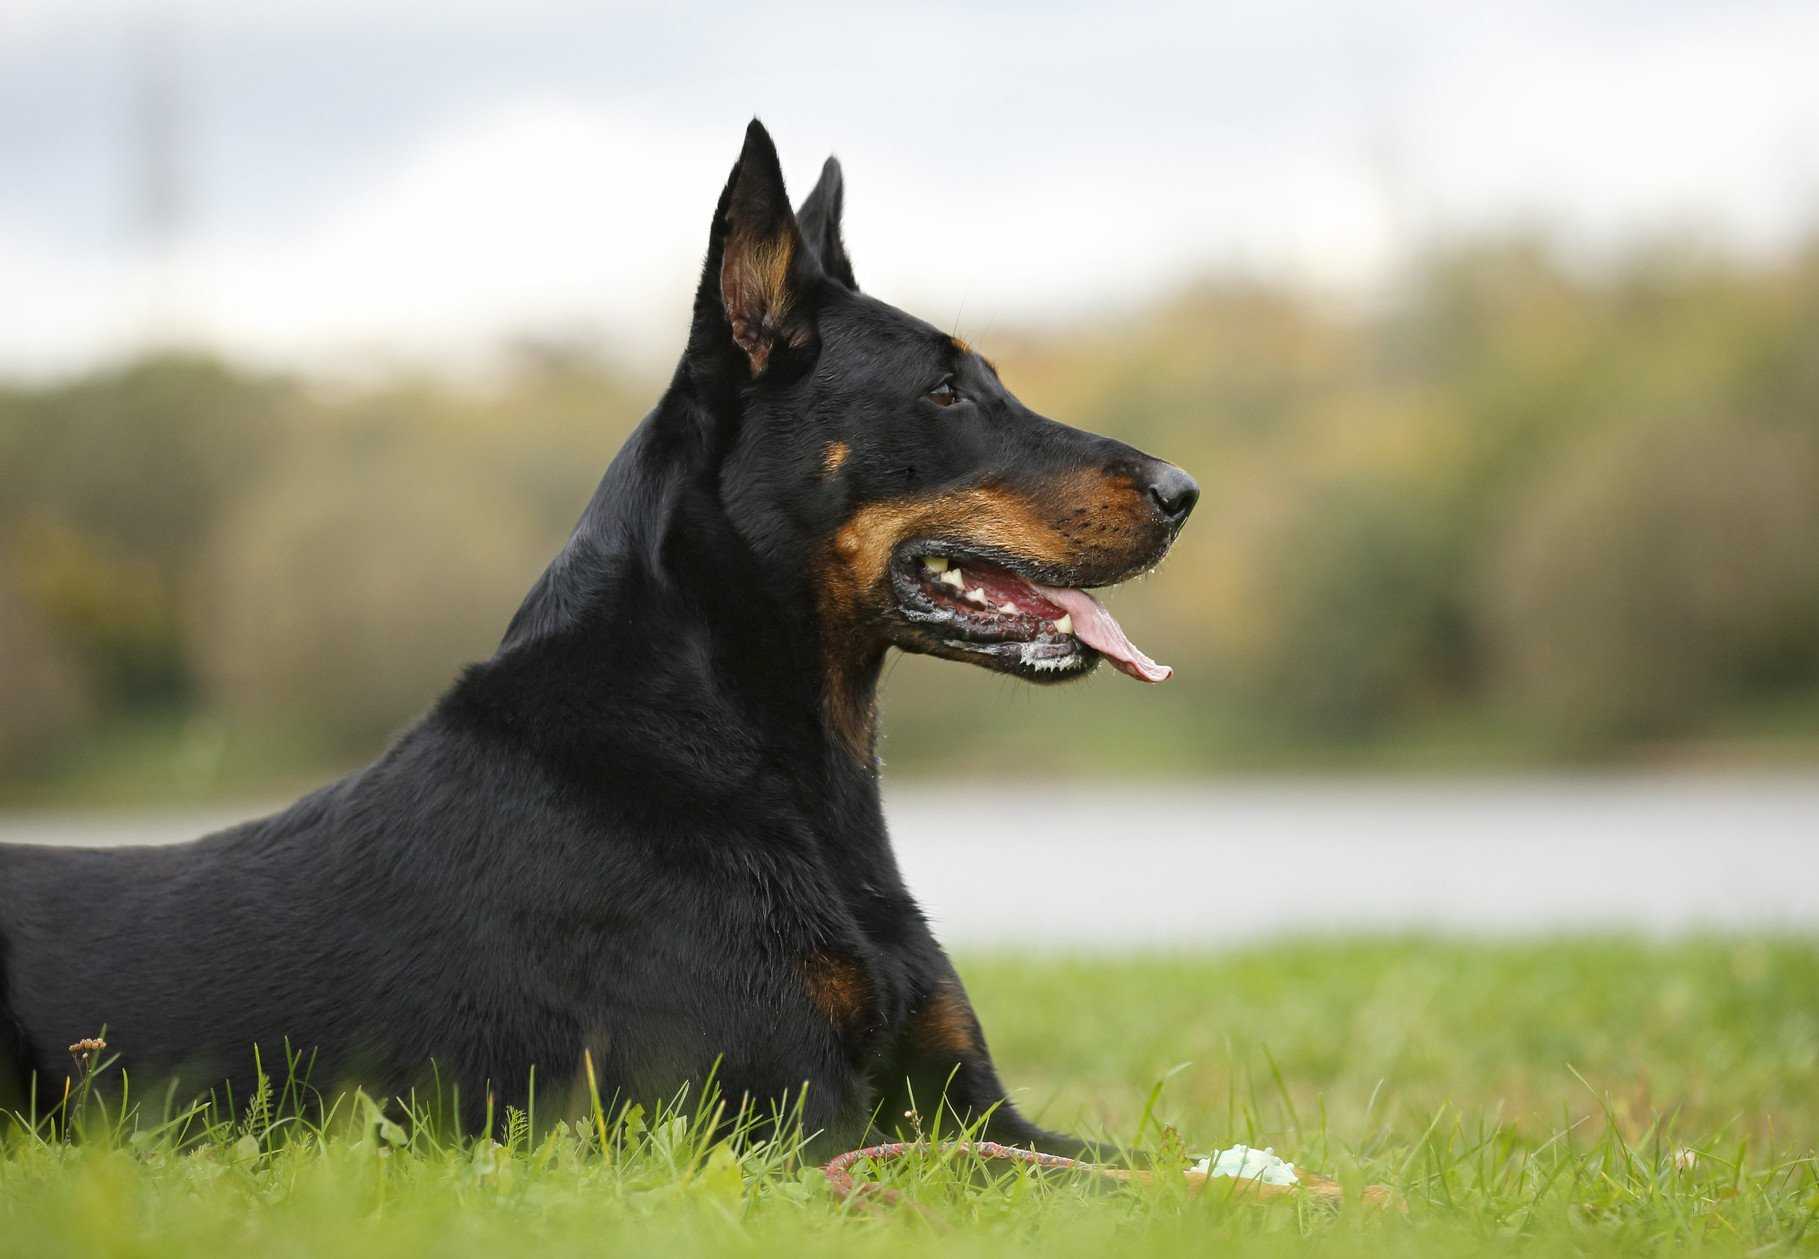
left=889, top=545, right=1171, bottom=683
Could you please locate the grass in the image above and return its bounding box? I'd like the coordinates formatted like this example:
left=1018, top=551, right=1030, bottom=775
left=3, top=936, right=1816, bottom=1256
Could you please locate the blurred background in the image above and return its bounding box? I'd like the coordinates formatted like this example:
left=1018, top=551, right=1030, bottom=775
left=4, top=0, right=1818, bottom=939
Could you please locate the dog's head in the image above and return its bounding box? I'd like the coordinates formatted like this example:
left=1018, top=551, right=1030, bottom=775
left=686, top=121, right=1196, bottom=698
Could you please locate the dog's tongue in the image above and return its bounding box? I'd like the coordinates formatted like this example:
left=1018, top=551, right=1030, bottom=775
left=1033, top=583, right=1173, bottom=683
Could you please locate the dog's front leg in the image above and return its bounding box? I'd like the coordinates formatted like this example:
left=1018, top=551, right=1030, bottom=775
left=875, top=969, right=1108, bottom=1162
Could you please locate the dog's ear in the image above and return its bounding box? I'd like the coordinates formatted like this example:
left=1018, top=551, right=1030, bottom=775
left=692, top=119, right=821, bottom=378
left=796, top=156, right=856, bottom=291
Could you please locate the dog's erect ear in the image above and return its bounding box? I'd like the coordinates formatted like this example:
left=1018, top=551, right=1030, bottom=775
left=796, top=156, right=856, bottom=291
left=694, top=119, right=821, bottom=378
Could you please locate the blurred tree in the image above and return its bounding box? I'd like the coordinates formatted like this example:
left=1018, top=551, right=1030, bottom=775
left=194, top=443, right=552, bottom=746
left=0, top=567, right=90, bottom=772
left=1487, top=412, right=1819, bottom=742
left=0, top=354, right=289, bottom=711
left=1247, top=478, right=1455, bottom=735
left=6, top=231, right=1819, bottom=793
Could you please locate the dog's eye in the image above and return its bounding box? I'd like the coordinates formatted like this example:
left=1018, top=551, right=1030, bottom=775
left=928, top=381, right=961, bottom=408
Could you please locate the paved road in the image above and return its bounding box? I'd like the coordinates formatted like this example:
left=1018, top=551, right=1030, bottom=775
left=4, top=774, right=1815, bottom=945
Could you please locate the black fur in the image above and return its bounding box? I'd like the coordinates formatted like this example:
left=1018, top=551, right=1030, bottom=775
left=0, top=121, right=1196, bottom=1152
left=0, top=924, right=28, bottom=1114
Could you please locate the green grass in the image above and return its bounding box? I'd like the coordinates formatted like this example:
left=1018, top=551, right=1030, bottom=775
left=4, top=937, right=1816, bottom=1256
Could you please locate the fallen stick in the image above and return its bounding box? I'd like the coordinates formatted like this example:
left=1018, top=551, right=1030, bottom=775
left=821, top=1140, right=1402, bottom=1210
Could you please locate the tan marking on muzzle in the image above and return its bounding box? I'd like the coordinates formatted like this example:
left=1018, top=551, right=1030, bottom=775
left=829, top=486, right=1078, bottom=594
left=812, top=473, right=1157, bottom=763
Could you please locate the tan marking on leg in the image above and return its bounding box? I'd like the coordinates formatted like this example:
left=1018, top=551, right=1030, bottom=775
left=914, top=979, right=979, bottom=1057
left=802, top=951, right=873, bottom=1031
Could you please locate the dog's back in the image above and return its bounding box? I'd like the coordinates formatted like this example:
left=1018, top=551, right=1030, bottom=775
left=0, top=741, right=537, bottom=1121
left=0, top=763, right=487, bottom=1111
left=0, top=802, right=345, bottom=1111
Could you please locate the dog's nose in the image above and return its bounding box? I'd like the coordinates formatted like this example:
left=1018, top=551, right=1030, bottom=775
left=1146, top=464, right=1199, bottom=527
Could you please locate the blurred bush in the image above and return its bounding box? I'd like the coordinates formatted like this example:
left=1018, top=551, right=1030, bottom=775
left=195, top=442, right=552, bottom=743
left=3, top=233, right=1819, bottom=796
left=0, top=573, right=89, bottom=771
left=1487, top=412, right=1819, bottom=743
left=1250, top=478, right=1457, bottom=735
left=0, top=357, right=288, bottom=711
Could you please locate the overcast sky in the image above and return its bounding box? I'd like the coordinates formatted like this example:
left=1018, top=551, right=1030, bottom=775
left=3, top=0, right=1818, bottom=376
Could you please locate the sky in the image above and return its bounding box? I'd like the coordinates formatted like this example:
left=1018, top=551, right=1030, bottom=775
left=3, top=0, right=1818, bottom=377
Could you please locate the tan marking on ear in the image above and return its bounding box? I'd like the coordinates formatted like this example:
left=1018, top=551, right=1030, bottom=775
left=913, top=979, right=979, bottom=1056
left=801, top=950, right=872, bottom=1030
left=822, top=440, right=850, bottom=475
left=950, top=335, right=973, bottom=356
left=722, top=229, right=798, bottom=375
left=752, top=232, right=795, bottom=310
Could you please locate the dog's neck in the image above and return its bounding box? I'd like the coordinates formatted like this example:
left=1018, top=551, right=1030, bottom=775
left=456, top=384, right=886, bottom=795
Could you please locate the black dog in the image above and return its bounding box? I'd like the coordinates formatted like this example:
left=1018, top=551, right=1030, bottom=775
left=0, top=121, right=1196, bottom=1153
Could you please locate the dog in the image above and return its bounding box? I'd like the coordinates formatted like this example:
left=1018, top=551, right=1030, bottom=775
left=0, top=121, right=1196, bottom=1154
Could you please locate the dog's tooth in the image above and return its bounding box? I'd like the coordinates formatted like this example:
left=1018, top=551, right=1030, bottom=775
left=999, top=601, right=1019, bottom=614
left=964, top=587, right=988, bottom=606
left=1054, top=613, right=1074, bottom=636
left=921, top=555, right=949, bottom=574
left=938, top=567, right=965, bottom=590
